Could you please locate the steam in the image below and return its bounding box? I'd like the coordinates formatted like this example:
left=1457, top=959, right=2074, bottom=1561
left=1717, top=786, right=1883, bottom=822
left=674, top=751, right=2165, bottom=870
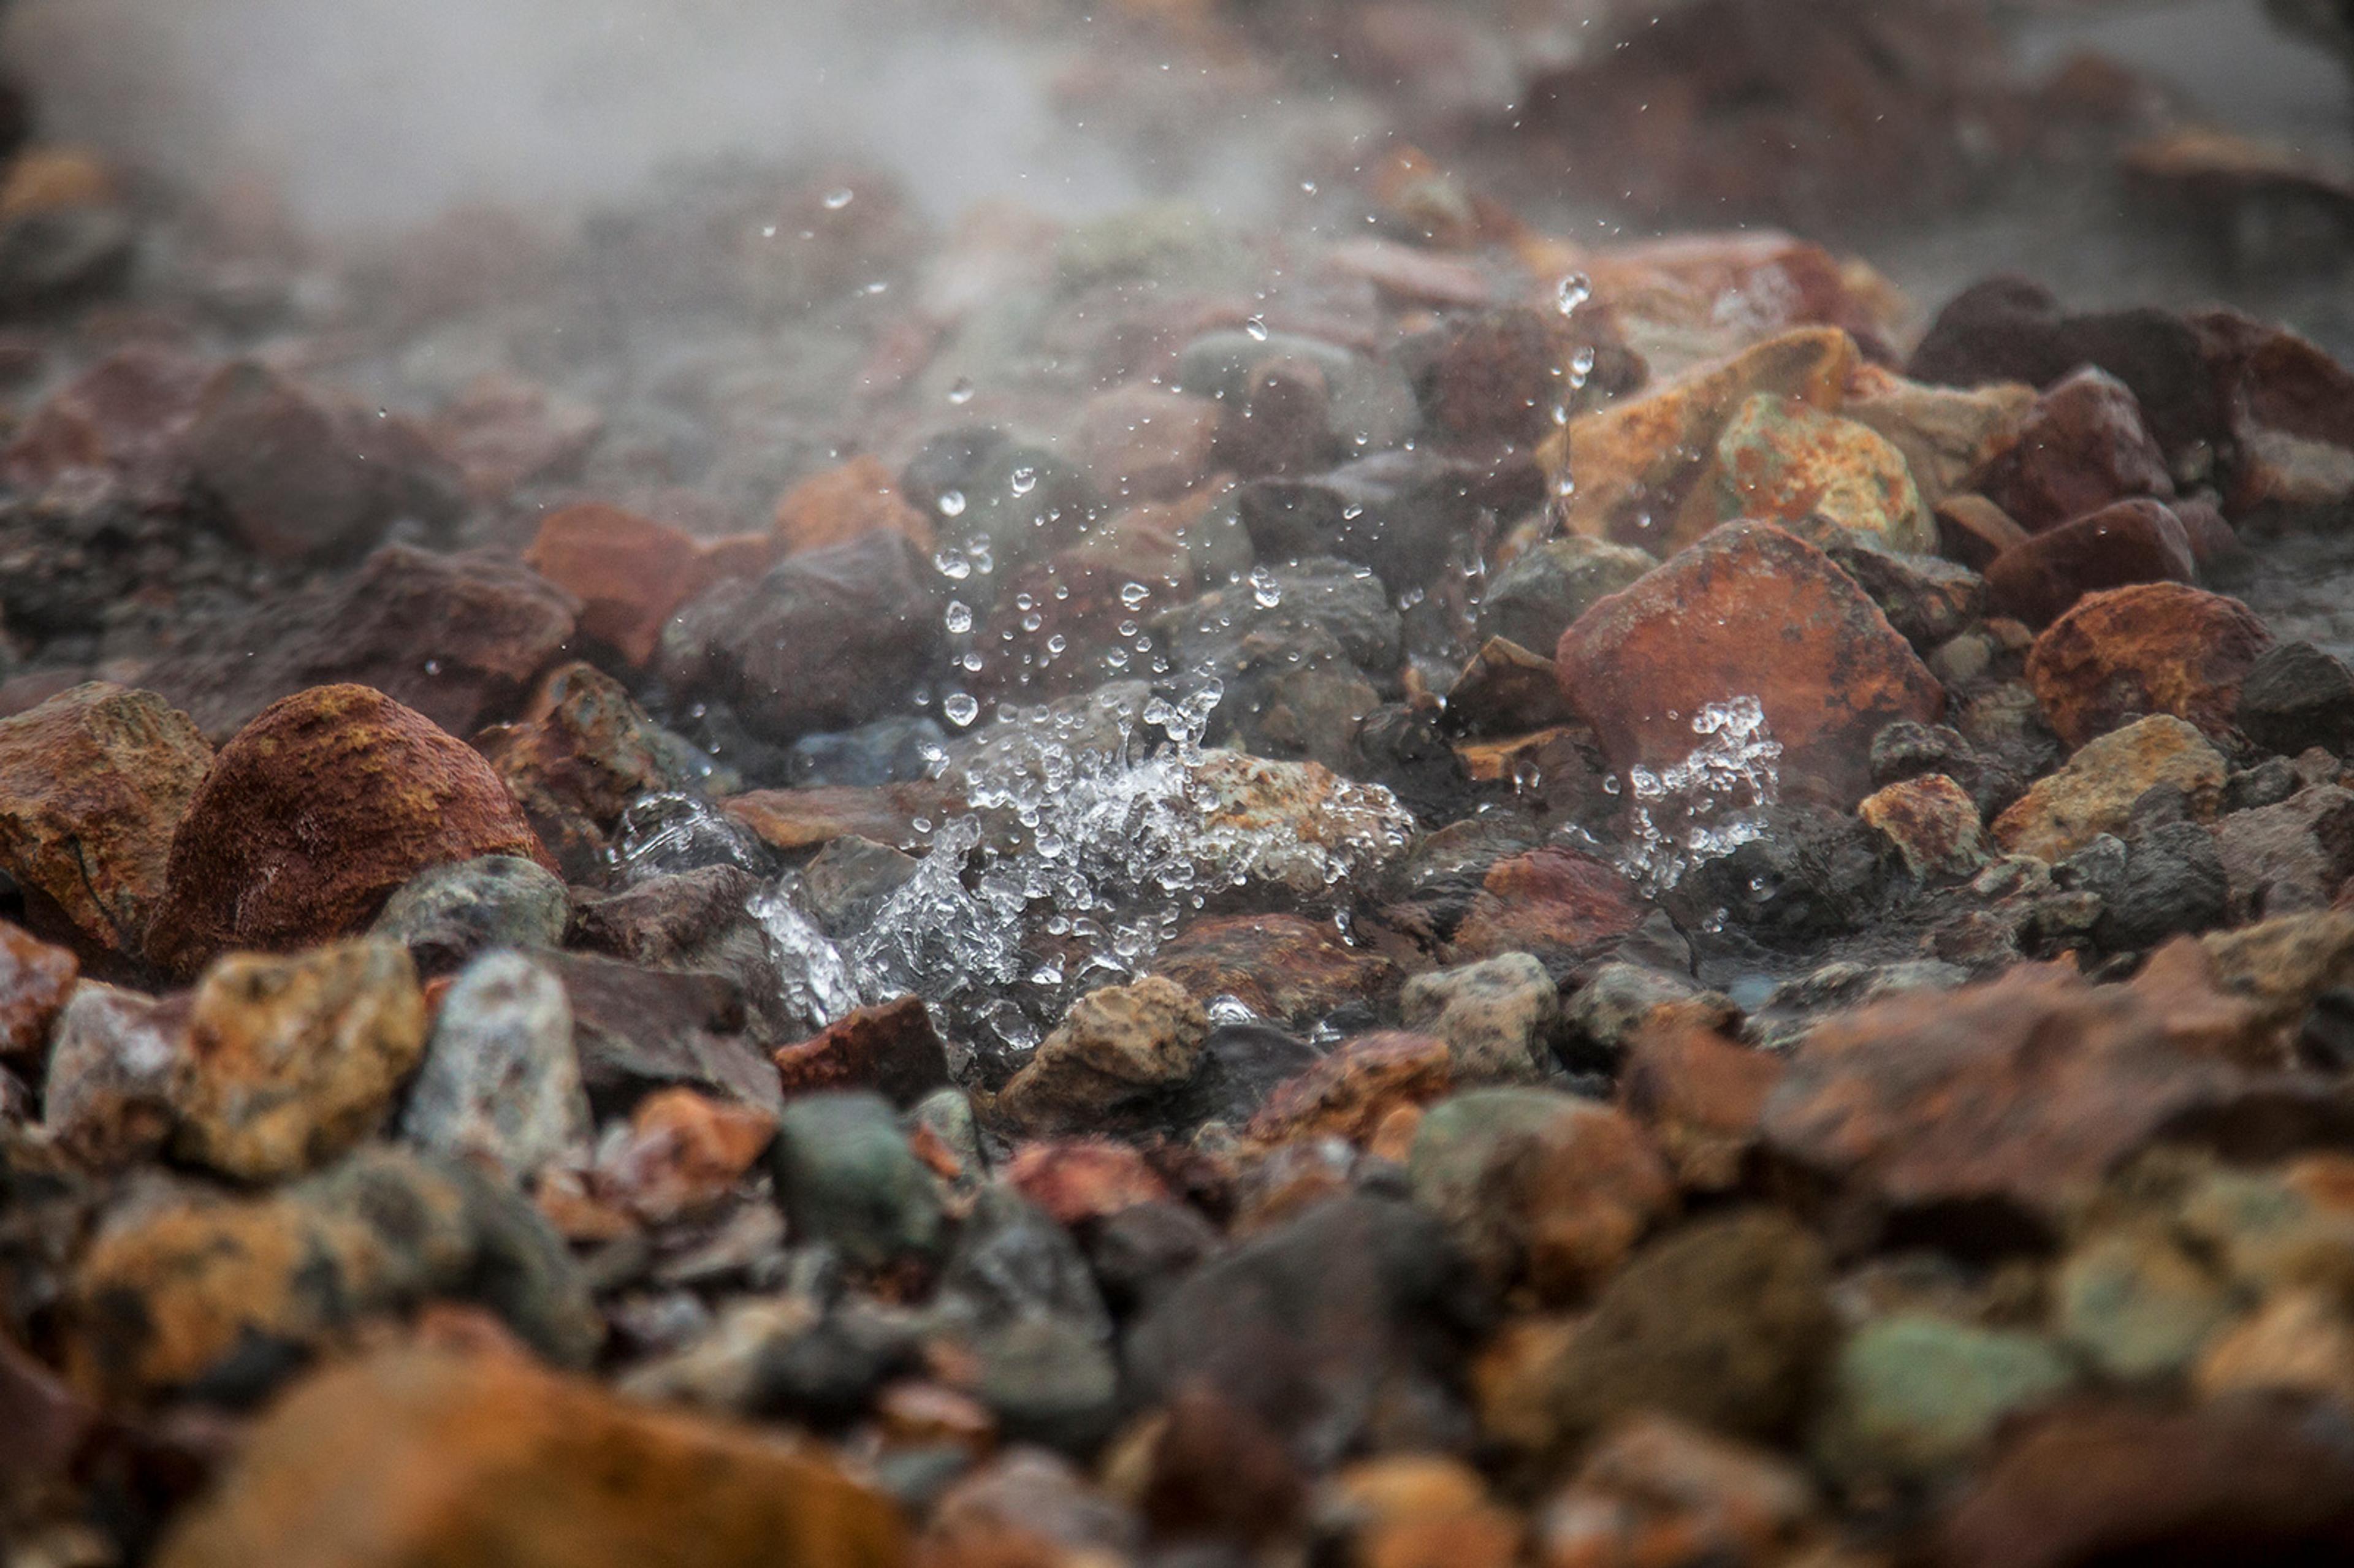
left=1, top=0, right=1228, bottom=233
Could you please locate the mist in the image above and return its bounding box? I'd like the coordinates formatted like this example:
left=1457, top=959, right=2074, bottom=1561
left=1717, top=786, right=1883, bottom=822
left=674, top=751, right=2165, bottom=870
left=0, top=0, right=1250, bottom=234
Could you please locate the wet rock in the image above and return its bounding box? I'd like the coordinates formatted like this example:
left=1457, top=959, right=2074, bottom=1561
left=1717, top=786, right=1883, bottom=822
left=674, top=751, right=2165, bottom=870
left=661, top=529, right=942, bottom=744
left=1977, top=368, right=2174, bottom=534
left=1542, top=327, right=1857, bottom=559
left=2238, top=641, right=2354, bottom=757
left=174, top=939, right=428, bottom=1182
left=1176, top=328, right=1419, bottom=468
left=153, top=1343, right=902, bottom=1568
left=1713, top=393, right=1932, bottom=551
left=1859, top=774, right=1990, bottom=881
left=594, top=1087, right=777, bottom=1223
left=183, top=361, right=466, bottom=563
left=1442, top=639, right=1580, bottom=742
left=772, top=454, right=932, bottom=557
left=2216, top=784, right=2354, bottom=918
left=1558, top=964, right=1727, bottom=1069
left=1075, top=382, right=1222, bottom=501
left=1244, top=1031, right=1453, bottom=1148
left=1398, top=954, right=1560, bottom=1084
left=2189, top=306, right=2354, bottom=528
left=769, top=1090, right=944, bottom=1271
left=2202, top=911, right=2354, bottom=1040
left=2053, top=1228, right=2235, bottom=1380
left=1870, top=720, right=2022, bottom=821
left=1812, top=1315, right=2075, bottom=1486
left=1843, top=367, right=2036, bottom=511
left=401, top=950, right=587, bottom=1179
left=1236, top=451, right=1492, bottom=595
left=1983, top=498, right=2198, bottom=630
left=0, top=919, right=75, bottom=1057
left=1556, top=520, right=1943, bottom=809
left=141, top=544, right=581, bottom=744
left=1618, top=1019, right=1786, bottom=1192
left=929, top=444, right=1098, bottom=588
left=1005, top=1138, right=1170, bottom=1228
left=1934, top=493, right=2033, bottom=571
left=1152, top=913, right=1400, bottom=1029
left=1407, top=1089, right=1674, bottom=1303
left=1991, top=714, right=2228, bottom=862
left=1759, top=958, right=2327, bottom=1242
left=797, top=837, right=919, bottom=940
left=369, top=855, right=569, bottom=976
left=1127, top=1193, right=1488, bottom=1467
left=771, top=995, right=951, bottom=1108
left=2027, top=582, right=2274, bottom=748
left=476, top=663, right=712, bottom=881
left=1670, top=801, right=1887, bottom=944
left=2085, top=821, right=2231, bottom=951
left=545, top=951, right=780, bottom=1113
left=919, top=1447, right=1137, bottom=1568
left=41, top=981, right=192, bottom=1169
left=67, top=1147, right=597, bottom=1404
left=1162, top=1021, right=1323, bottom=1132
left=788, top=715, right=948, bottom=789
left=1938, top=1396, right=2354, bottom=1568
left=523, top=503, right=734, bottom=666
left=0, top=683, right=211, bottom=962
left=146, top=686, right=552, bottom=977
left=935, top=1183, right=1118, bottom=1447
left=1474, top=538, right=1655, bottom=664
left=1448, top=847, right=1654, bottom=975
left=722, top=782, right=952, bottom=856
left=1804, top=528, right=1986, bottom=654
left=1537, top=1413, right=1818, bottom=1568
left=1401, top=303, right=1639, bottom=445
left=1515, top=1211, right=1836, bottom=1456
left=997, top=978, right=1206, bottom=1136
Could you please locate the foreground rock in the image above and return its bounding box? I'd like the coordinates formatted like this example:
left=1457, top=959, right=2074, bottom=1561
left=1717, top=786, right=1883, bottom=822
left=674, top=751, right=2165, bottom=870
left=146, top=686, right=552, bottom=976
left=156, top=1342, right=905, bottom=1568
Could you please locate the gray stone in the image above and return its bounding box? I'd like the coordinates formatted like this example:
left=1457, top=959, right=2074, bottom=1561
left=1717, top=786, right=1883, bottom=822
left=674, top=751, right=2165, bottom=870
left=1477, top=537, right=1655, bottom=659
left=370, top=855, right=568, bottom=977
left=400, top=950, right=589, bottom=1179
left=769, top=1091, right=946, bottom=1271
left=1400, top=952, right=1560, bottom=1082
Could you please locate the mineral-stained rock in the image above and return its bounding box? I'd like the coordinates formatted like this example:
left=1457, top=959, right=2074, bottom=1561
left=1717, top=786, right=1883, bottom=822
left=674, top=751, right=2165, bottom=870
left=544, top=950, right=780, bottom=1113
left=140, top=544, right=581, bottom=744
left=1245, top=1032, right=1453, bottom=1146
left=595, top=1087, right=778, bottom=1222
left=1711, top=393, right=1932, bottom=552
left=1447, top=847, right=1653, bottom=975
left=1859, top=773, right=1990, bottom=880
left=1811, top=1314, right=2076, bottom=1486
left=183, top=360, right=467, bottom=563
left=152, top=1343, right=904, bottom=1568
left=771, top=995, right=951, bottom=1108
left=1538, top=1413, right=1818, bottom=1568
left=1843, top=367, right=2036, bottom=511
left=1759, top=957, right=2351, bottom=1241
left=2202, top=910, right=2354, bottom=1039
left=173, top=938, right=429, bottom=1182
left=2027, top=582, right=2274, bottom=748
left=402, top=950, right=587, bottom=1179
left=1991, top=714, right=2228, bottom=862
left=1407, top=1088, right=1674, bottom=1303
left=1540, top=327, right=1857, bottom=558
left=769, top=1090, right=944, bottom=1271
left=0, top=919, right=76, bottom=1057
left=1004, top=1138, right=1170, bottom=1228
left=1976, top=367, right=2174, bottom=533
left=0, top=683, right=211, bottom=962
left=1398, top=954, right=1561, bottom=1083
left=723, top=782, right=956, bottom=855
left=522, top=502, right=732, bottom=666
left=1, top=341, right=208, bottom=502
left=1559, top=964, right=1734, bottom=1070
left=1618, top=1018, right=1786, bottom=1192
left=1127, top=1193, right=1489, bottom=1467
left=1983, top=498, right=2199, bottom=630
left=1938, top=1396, right=2354, bottom=1568
left=1151, top=912, right=1401, bottom=1027
left=40, top=981, right=192, bottom=1169
left=370, top=854, right=569, bottom=976
left=772, top=453, right=934, bottom=557
left=146, top=686, right=552, bottom=977
left=1555, top=520, right=1945, bottom=809
left=996, top=978, right=1207, bottom=1135
left=66, top=1147, right=598, bottom=1405
left=2238, top=641, right=2354, bottom=757
left=2052, top=1227, right=2236, bottom=1380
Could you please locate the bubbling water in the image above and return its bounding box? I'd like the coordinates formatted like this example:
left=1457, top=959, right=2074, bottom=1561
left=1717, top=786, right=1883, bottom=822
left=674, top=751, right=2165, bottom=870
left=1614, top=696, right=1783, bottom=896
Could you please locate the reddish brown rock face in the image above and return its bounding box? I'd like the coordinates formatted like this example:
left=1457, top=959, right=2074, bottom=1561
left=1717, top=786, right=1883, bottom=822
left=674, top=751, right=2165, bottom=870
left=1151, top=912, right=1402, bottom=1027
left=1450, top=847, right=1653, bottom=971
left=2027, top=582, right=2276, bottom=748
left=1005, top=1138, right=1173, bottom=1227
left=524, top=503, right=734, bottom=667
left=1554, top=520, right=1944, bottom=809
left=1618, top=1019, right=1787, bottom=1193
left=771, top=454, right=934, bottom=557
left=1977, top=367, right=2174, bottom=533
left=0, top=919, right=77, bottom=1057
left=1246, top=1031, right=1454, bottom=1146
left=0, top=683, right=213, bottom=964
left=153, top=1344, right=907, bottom=1568
left=1982, top=498, right=2198, bottom=629
left=146, top=685, right=553, bottom=977
left=771, top=995, right=951, bottom=1107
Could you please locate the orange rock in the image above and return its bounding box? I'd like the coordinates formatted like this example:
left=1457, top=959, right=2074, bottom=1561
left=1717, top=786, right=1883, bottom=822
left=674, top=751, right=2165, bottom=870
left=723, top=783, right=960, bottom=856
left=1247, top=1032, right=1453, bottom=1146
left=1857, top=774, right=1989, bottom=880
left=0, top=919, right=76, bottom=1057
left=1448, top=847, right=1652, bottom=971
left=1075, top=383, right=1222, bottom=501
left=1617, top=1018, right=1785, bottom=1192
left=1537, top=1414, right=1817, bottom=1568
left=0, top=147, right=118, bottom=219
left=524, top=503, right=714, bottom=666
left=774, top=455, right=934, bottom=557
left=595, top=1087, right=779, bottom=1222
left=145, top=686, right=552, bottom=978
left=154, top=1344, right=905, bottom=1568
left=1555, top=520, right=1943, bottom=809
left=1324, top=1456, right=1525, bottom=1568
left=2026, top=582, right=2276, bottom=748
left=1151, top=912, right=1401, bottom=1026
left=772, top=995, right=952, bottom=1107
left=1005, top=1138, right=1171, bottom=1227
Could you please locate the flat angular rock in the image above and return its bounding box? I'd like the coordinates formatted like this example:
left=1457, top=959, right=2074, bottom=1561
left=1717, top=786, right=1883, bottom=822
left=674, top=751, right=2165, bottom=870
left=1977, top=367, right=2174, bottom=533
left=1555, top=520, right=1944, bottom=809
left=771, top=994, right=951, bottom=1108
left=996, top=978, right=1207, bottom=1136
left=1151, top=912, right=1401, bottom=1028
left=1983, top=498, right=2198, bottom=629
left=2027, top=582, right=2274, bottom=747
left=1991, top=714, right=2226, bottom=862
left=523, top=502, right=735, bottom=666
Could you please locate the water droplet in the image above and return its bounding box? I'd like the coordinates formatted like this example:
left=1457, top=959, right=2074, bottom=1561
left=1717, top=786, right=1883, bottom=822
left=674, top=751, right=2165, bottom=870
left=422, top=658, right=443, bottom=676
left=943, top=692, right=980, bottom=728
left=934, top=550, right=972, bottom=580
left=947, top=377, right=976, bottom=406
left=1249, top=566, right=1283, bottom=608
left=862, top=280, right=889, bottom=296
left=761, top=223, right=778, bottom=238
left=937, top=490, right=967, bottom=519
left=1556, top=272, right=1593, bottom=317
left=1299, top=180, right=1319, bottom=196
left=1119, top=581, right=1152, bottom=610
left=1244, top=316, right=1270, bottom=342
left=945, top=601, right=973, bottom=634
left=823, top=188, right=855, bottom=210
left=1010, top=466, right=1038, bottom=497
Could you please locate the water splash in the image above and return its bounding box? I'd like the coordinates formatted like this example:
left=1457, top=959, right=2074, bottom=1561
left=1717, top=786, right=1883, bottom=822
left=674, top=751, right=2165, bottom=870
left=1615, top=697, right=1783, bottom=896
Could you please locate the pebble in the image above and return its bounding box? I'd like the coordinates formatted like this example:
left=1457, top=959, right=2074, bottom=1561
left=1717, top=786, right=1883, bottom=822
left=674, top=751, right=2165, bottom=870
left=368, top=854, right=569, bottom=976
left=1812, top=1314, right=2076, bottom=1485
left=2026, top=581, right=2275, bottom=747
left=1991, top=714, right=2227, bottom=862
left=996, top=977, right=1208, bottom=1136
left=769, top=1090, right=945, bottom=1271
left=400, top=950, right=588, bottom=1179
left=1398, top=954, right=1561, bottom=1083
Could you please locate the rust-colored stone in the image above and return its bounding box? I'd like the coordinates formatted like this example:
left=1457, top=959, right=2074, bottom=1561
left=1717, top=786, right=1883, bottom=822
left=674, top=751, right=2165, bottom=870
left=1858, top=774, right=1989, bottom=880
left=772, top=454, right=934, bottom=557
left=593, top=1087, right=779, bottom=1223
left=1151, top=912, right=1401, bottom=1026
left=1246, top=1031, right=1453, bottom=1146
left=1005, top=1138, right=1172, bottom=1228
left=523, top=503, right=717, bottom=666
left=1618, top=1018, right=1786, bottom=1192
left=0, top=683, right=212, bottom=962
left=2026, top=582, right=2276, bottom=748
left=0, top=918, right=77, bottom=1057
left=771, top=994, right=951, bottom=1108
left=1978, top=367, right=2175, bottom=533
left=1983, top=498, right=2198, bottom=629
left=154, top=1344, right=906, bottom=1568
left=723, top=783, right=960, bottom=855
left=1449, top=847, right=1653, bottom=972
left=474, top=662, right=703, bottom=881
left=146, top=686, right=553, bottom=978
left=1555, top=521, right=1942, bottom=808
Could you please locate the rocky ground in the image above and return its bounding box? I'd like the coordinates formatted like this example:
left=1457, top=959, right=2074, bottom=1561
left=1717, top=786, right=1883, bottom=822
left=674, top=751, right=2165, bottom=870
left=1, top=1, right=2353, bottom=1566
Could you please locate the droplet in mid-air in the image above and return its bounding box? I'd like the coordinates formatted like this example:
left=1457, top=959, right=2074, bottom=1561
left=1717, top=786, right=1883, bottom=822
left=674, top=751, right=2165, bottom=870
left=1249, top=566, right=1283, bottom=608
left=945, top=601, right=974, bottom=634
left=823, top=188, right=855, bottom=210
left=1556, top=272, right=1593, bottom=316
left=1244, top=316, right=1270, bottom=342
left=1010, top=466, right=1038, bottom=497
left=948, top=378, right=976, bottom=406
left=938, top=490, right=967, bottom=518
left=943, top=692, right=981, bottom=728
